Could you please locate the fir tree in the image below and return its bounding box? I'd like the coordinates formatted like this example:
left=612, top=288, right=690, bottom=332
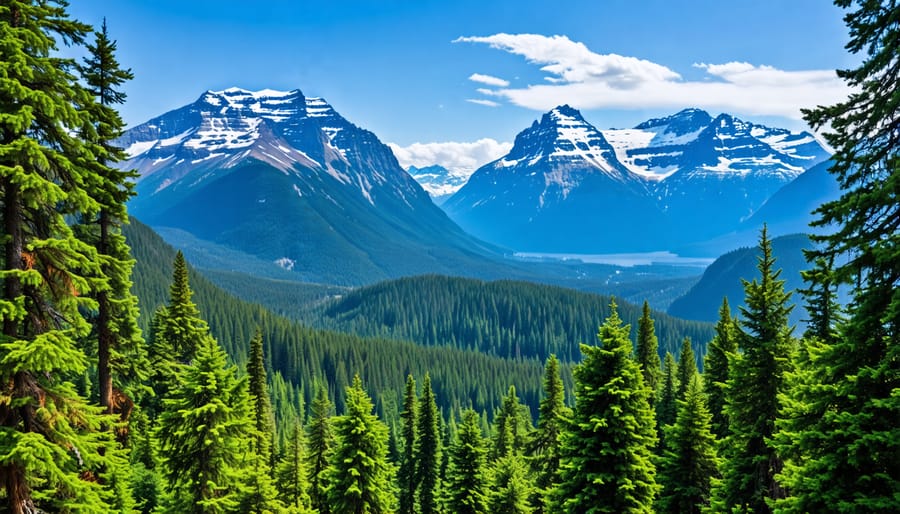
left=529, top=355, right=570, bottom=513
left=416, top=373, right=441, bottom=514
left=306, top=385, right=334, bottom=514
left=398, top=374, right=417, bottom=514
left=657, top=375, right=719, bottom=514
left=0, top=2, right=126, bottom=511
left=711, top=227, right=794, bottom=513
left=488, top=452, right=534, bottom=514
left=325, top=374, right=395, bottom=514
left=774, top=1, right=900, bottom=510
left=446, top=409, right=488, bottom=514
left=703, top=298, right=737, bottom=439
left=676, top=337, right=697, bottom=400
left=635, top=301, right=662, bottom=407
left=275, top=420, right=313, bottom=513
left=657, top=352, right=679, bottom=432
left=238, top=330, right=282, bottom=514
left=76, top=17, right=147, bottom=418
left=156, top=336, right=251, bottom=514
left=492, top=385, right=531, bottom=459
left=552, top=301, right=658, bottom=513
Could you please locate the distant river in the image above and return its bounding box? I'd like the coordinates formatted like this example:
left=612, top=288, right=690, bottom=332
left=513, top=251, right=715, bottom=268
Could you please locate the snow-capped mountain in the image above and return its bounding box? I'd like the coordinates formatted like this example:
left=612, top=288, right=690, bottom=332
left=120, top=87, right=501, bottom=285
left=442, top=106, right=665, bottom=252
left=406, top=165, right=469, bottom=204
left=444, top=106, right=831, bottom=253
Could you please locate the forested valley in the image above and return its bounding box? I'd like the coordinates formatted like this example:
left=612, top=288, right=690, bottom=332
left=0, top=1, right=897, bottom=513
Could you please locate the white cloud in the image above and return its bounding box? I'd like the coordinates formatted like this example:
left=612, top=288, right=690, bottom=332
left=469, top=73, right=510, bottom=87
left=466, top=98, right=501, bottom=107
left=454, top=33, right=850, bottom=120
left=388, top=138, right=513, bottom=175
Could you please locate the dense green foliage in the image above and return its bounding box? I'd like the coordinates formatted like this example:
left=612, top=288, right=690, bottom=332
left=635, top=301, right=663, bottom=408
left=552, top=303, right=658, bottom=513
left=446, top=409, right=489, bottom=514
left=319, top=275, right=714, bottom=362
left=703, top=298, right=737, bottom=439
left=528, top=355, right=570, bottom=512
left=415, top=373, right=441, bottom=514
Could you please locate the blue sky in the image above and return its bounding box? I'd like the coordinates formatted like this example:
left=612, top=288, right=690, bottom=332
left=69, top=0, right=854, bottom=171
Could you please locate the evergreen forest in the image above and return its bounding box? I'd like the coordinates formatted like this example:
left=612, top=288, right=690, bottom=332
left=0, top=1, right=897, bottom=513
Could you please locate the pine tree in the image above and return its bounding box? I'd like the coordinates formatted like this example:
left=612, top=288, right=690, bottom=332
left=446, top=409, right=488, bottom=514
left=488, top=452, right=534, bottom=514
left=552, top=301, right=658, bottom=513
left=275, top=420, right=313, bottom=513
left=774, top=1, right=900, bottom=510
left=0, top=3, right=125, bottom=511
left=398, top=374, right=417, bottom=514
left=676, top=337, right=697, bottom=400
left=711, top=227, right=794, bottom=513
left=76, top=17, right=147, bottom=418
left=657, top=375, right=719, bottom=514
left=703, top=298, right=737, bottom=439
left=306, top=385, right=334, bottom=514
left=416, top=373, right=441, bottom=514
left=238, top=330, right=282, bottom=514
left=156, top=336, right=251, bottom=513
left=492, top=385, right=531, bottom=459
left=635, top=301, right=662, bottom=407
left=529, top=355, right=570, bottom=512
left=325, top=374, right=395, bottom=513
left=657, top=352, right=679, bottom=431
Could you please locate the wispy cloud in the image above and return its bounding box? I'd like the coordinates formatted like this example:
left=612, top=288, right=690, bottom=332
left=468, top=73, right=510, bottom=87
left=466, top=98, right=501, bottom=107
left=454, top=33, right=850, bottom=119
left=388, top=138, right=513, bottom=175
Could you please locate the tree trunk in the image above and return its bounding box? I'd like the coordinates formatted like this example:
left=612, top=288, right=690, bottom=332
left=98, top=210, right=113, bottom=414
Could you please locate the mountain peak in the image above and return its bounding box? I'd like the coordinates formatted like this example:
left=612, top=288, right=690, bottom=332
left=634, top=108, right=712, bottom=132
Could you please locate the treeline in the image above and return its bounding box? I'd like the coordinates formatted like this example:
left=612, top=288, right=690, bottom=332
left=316, top=274, right=714, bottom=363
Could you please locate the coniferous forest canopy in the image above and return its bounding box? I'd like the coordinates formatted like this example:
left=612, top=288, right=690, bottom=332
left=0, top=1, right=898, bottom=513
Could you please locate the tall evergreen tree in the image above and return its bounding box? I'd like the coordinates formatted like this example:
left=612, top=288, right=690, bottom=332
left=657, top=352, right=679, bottom=432
left=446, top=409, right=488, bottom=514
left=703, top=298, right=737, bottom=439
left=774, top=1, right=900, bottom=511
left=398, top=374, right=417, bottom=514
left=488, top=452, right=534, bottom=514
left=156, top=336, right=251, bottom=514
left=238, top=330, right=282, bottom=514
left=76, top=17, right=147, bottom=418
left=552, top=301, right=658, bottom=513
left=416, top=373, right=441, bottom=514
left=711, top=227, right=794, bottom=513
left=275, top=420, right=313, bottom=513
left=657, top=375, right=719, bottom=514
left=676, top=337, right=697, bottom=400
left=635, top=300, right=662, bottom=407
left=492, top=385, right=531, bottom=459
left=306, top=385, right=334, bottom=514
left=529, top=355, right=570, bottom=512
left=325, top=374, right=395, bottom=514
left=0, top=2, right=125, bottom=511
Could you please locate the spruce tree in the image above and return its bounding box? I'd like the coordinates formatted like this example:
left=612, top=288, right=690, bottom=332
left=676, top=337, right=697, bottom=400
left=76, top=17, right=147, bottom=417
left=416, top=373, right=441, bottom=514
left=488, top=452, right=534, bottom=514
left=711, top=227, right=794, bottom=513
left=325, top=374, right=395, bottom=514
left=446, top=409, right=488, bottom=514
left=306, top=385, right=334, bottom=514
left=238, top=330, right=282, bottom=514
left=635, top=301, right=662, bottom=407
left=156, top=336, right=251, bottom=513
left=529, top=355, right=570, bottom=512
left=703, top=298, right=737, bottom=439
left=492, top=385, right=531, bottom=459
left=657, top=375, right=719, bottom=514
left=774, top=1, right=900, bottom=510
left=398, top=374, right=417, bottom=514
left=552, top=301, right=658, bottom=513
left=0, top=2, right=124, bottom=511
left=657, top=352, right=679, bottom=432
left=275, top=420, right=313, bottom=513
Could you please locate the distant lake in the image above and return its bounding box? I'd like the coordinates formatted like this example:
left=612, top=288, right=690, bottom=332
left=513, top=251, right=715, bottom=268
